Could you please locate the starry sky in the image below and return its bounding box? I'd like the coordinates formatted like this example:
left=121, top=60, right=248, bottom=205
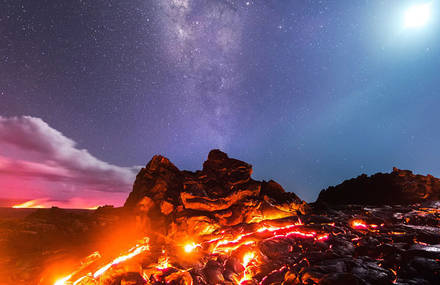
left=0, top=0, right=439, bottom=207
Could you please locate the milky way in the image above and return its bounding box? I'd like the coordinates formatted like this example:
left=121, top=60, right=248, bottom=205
left=155, top=0, right=248, bottom=148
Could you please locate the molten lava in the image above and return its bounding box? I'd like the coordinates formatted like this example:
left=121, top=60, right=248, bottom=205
left=11, top=198, right=101, bottom=209
left=32, top=152, right=440, bottom=285
left=350, top=219, right=383, bottom=230
left=54, top=238, right=150, bottom=285
left=239, top=252, right=257, bottom=284
left=12, top=199, right=46, bottom=208
left=15, top=200, right=436, bottom=285
left=156, top=250, right=170, bottom=270
left=51, top=218, right=330, bottom=285
left=184, top=242, right=199, bottom=253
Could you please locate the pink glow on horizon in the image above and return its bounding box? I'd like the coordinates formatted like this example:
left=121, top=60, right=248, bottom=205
left=10, top=197, right=124, bottom=209
left=0, top=116, right=140, bottom=207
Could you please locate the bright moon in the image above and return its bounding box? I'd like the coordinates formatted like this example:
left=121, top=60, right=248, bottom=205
left=404, top=3, right=432, bottom=28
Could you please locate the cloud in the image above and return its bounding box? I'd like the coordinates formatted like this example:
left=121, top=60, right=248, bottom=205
left=0, top=116, right=140, bottom=207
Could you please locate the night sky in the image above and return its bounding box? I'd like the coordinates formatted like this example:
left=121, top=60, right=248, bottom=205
left=1, top=0, right=439, bottom=207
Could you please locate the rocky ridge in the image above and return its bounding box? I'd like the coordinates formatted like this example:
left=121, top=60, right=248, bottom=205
left=124, top=149, right=308, bottom=238
left=317, top=167, right=440, bottom=205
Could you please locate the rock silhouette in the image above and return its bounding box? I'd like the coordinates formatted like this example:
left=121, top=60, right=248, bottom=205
left=317, top=167, right=440, bottom=205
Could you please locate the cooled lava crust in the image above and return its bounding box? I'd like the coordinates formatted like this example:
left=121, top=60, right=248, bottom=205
left=1, top=150, right=439, bottom=285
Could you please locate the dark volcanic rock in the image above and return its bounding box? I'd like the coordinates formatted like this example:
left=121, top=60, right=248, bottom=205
left=317, top=167, right=440, bottom=205
left=124, top=149, right=308, bottom=237
left=4, top=153, right=440, bottom=285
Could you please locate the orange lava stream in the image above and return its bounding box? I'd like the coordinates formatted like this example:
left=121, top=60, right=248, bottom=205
left=351, top=220, right=368, bottom=229
left=156, top=250, right=170, bottom=270
left=54, top=238, right=150, bottom=285
left=49, top=205, right=440, bottom=284
left=184, top=242, right=200, bottom=253
left=54, top=274, right=73, bottom=285
left=12, top=199, right=101, bottom=209
left=12, top=199, right=46, bottom=208
left=93, top=239, right=150, bottom=278
left=53, top=220, right=330, bottom=285
left=351, top=219, right=384, bottom=230
left=204, top=220, right=327, bottom=256
left=239, top=252, right=256, bottom=284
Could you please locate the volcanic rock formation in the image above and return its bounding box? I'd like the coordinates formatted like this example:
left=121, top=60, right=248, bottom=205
left=317, top=167, right=440, bottom=205
left=124, top=149, right=308, bottom=238
left=3, top=151, right=440, bottom=285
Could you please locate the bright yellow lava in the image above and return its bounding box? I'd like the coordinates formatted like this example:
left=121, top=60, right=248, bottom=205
left=12, top=199, right=46, bottom=209
left=242, top=252, right=255, bottom=268
left=184, top=242, right=200, bottom=253
left=54, top=274, right=72, bottom=285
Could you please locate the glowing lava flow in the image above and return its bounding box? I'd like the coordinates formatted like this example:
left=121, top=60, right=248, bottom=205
left=239, top=252, right=257, bottom=284
left=156, top=250, right=170, bottom=270
left=204, top=220, right=328, bottom=255
left=93, top=239, right=150, bottom=278
left=12, top=199, right=100, bottom=209
left=54, top=274, right=73, bottom=285
left=351, top=219, right=383, bottom=230
left=351, top=220, right=368, bottom=229
left=205, top=220, right=311, bottom=254
left=256, top=221, right=302, bottom=233
left=184, top=242, right=200, bottom=253
left=12, top=199, right=46, bottom=208
left=52, top=220, right=330, bottom=285
left=54, top=238, right=150, bottom=285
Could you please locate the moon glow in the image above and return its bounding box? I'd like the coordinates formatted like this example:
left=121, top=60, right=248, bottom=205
left=404, top=2, right=432, bottom=28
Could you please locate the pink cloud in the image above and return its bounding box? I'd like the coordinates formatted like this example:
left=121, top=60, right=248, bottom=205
left=0, top=116, right=140, bottom=207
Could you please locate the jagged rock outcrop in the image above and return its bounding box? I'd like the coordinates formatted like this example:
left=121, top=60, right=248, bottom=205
left=5, top=159, right=440, bottom=284
left=317, top=167, right=440, bottom=205
left=124, top=149, right=308, bottom=237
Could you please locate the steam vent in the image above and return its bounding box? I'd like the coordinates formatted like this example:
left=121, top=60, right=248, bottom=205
left=2, top=150, right=440, bottom=285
